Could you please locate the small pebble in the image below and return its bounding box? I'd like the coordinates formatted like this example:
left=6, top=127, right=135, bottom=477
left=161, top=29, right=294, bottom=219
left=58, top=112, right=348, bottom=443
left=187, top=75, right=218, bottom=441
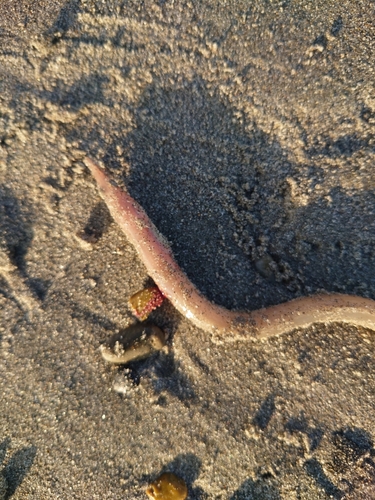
left=100, top=323, right=166, bottom=364
left=255, top=254, right=275, bottom=279
left=146, top=472, right=188, bottom=500
left=129, top=286, right=165, bottom=320
left=112, top=371, right=136, bottom=395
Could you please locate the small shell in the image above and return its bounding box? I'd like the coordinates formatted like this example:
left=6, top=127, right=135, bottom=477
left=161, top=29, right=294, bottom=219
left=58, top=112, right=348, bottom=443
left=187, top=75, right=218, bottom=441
left=100, top=323, right=166, bottom=364
left=129, top=286, right=165, bottom=320
left=146, top=472, right=188, bottom=500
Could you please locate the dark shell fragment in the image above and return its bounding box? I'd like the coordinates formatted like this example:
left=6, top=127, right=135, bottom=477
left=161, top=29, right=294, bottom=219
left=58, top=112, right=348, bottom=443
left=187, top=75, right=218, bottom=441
left=100, top=323, right=166, bottom=364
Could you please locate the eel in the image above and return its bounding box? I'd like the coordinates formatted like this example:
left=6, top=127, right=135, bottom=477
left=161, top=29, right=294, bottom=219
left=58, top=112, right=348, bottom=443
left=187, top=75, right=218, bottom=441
left=84, top=157, right=375, bottom=341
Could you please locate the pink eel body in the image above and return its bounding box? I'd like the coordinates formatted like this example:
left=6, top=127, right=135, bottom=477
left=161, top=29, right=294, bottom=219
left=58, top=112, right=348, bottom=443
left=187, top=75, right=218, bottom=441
left=85, top=157, right=375, bottom=341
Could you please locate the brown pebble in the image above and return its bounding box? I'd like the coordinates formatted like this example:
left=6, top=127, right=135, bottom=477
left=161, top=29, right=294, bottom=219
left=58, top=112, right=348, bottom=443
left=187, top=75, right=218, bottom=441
left=100, top=323, right=166, bottom=365
left=129, top=286, right=165, bottom=320
left=146, top=472, right=188, bottom=500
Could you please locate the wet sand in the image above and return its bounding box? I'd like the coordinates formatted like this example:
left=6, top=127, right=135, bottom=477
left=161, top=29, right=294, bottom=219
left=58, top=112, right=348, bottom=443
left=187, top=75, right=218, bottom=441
left=0, top=1, right=375, bottom=498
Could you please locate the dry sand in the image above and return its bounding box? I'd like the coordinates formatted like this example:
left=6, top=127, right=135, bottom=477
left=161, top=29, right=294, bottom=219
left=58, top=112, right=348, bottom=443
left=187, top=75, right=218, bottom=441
left=0, top=1, right=375, bottom=498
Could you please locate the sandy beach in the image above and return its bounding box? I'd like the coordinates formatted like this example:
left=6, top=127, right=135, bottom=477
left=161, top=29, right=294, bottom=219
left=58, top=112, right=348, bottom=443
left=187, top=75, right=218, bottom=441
left=0, top=1, right=375, bottom=498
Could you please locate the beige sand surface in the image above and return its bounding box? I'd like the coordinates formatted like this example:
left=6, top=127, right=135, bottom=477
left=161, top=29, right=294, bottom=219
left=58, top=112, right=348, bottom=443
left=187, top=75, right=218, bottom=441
left=0, top=1, right=375, bottom=498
